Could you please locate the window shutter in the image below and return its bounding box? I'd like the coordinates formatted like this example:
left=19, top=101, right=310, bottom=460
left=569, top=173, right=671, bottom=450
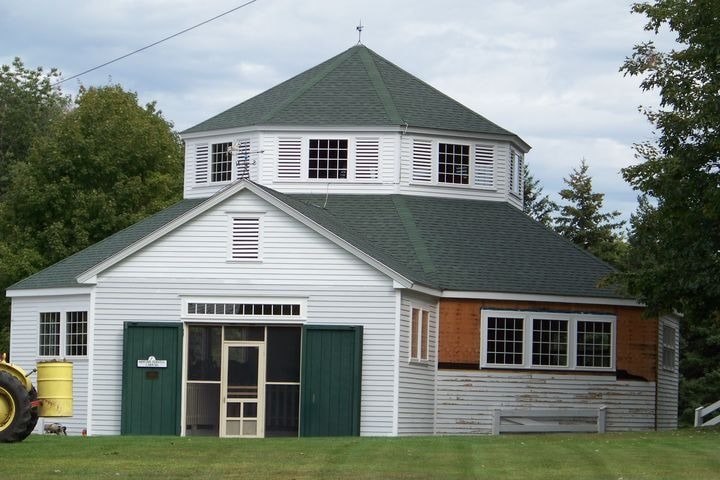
left=412, top=139, right=432, bottom=183
left=195, top=143, right=209, bottom=184
left=509, top=149, right=523, bottom=195
left=356, top=138, right=380, bottom=180
left=474, top=144, right=495, bottom=188
left=277, top=137, right=302, bottom=179
left=231, top=217, right=260, bottom=260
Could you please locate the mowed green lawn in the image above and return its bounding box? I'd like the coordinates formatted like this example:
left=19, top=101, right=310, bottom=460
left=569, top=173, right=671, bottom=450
left=2, top=429, right=718, bottom=480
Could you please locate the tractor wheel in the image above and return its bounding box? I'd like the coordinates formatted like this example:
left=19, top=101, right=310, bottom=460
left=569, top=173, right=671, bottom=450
left=0, top=371, right=33, bottom=443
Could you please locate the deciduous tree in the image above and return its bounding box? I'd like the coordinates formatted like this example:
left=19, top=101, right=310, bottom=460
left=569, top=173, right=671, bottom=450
left=0, top=84, right=183, bottom=353
left=621, top=0, right=720, bottom=423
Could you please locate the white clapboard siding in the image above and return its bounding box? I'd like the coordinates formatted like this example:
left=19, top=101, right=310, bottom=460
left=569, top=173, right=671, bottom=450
left=398, top=135, right=512, bottom=203
left=397, top=292, right=437, bottom=435
left=435, top=370, right=656, bottom=435
left=90, top=189, right=398, bottom=436
left=657, top=314, right=680, bottom=430
left=9, top=295, right=91, bottom=436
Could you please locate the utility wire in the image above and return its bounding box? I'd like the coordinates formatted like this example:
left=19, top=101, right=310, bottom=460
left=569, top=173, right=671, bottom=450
left=55, top=0, right=259, bottom=86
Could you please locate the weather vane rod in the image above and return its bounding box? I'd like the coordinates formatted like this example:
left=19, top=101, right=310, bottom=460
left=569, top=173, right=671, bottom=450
left=356, top=20, right=364, bottom=44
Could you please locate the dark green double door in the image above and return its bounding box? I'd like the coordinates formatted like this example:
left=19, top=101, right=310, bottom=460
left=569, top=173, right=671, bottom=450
left=121, top=323, right=362, bottom=436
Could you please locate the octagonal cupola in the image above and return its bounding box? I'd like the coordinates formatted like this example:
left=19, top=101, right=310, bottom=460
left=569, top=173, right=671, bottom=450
left=180, top=44, right=530, bottom=209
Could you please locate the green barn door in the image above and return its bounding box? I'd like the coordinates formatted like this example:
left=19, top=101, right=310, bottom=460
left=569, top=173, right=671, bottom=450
left=121, top=322, right=183, bottom=435
left=300, top=326, right=362, bottom=436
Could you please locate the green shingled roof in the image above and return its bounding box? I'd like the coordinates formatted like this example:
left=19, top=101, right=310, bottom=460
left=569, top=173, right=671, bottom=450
left=182, top=45, right=516, bottom=138
left=8, top=198, right=205, bottom=290
left=264, top=191, right=621, bottom=298
left=9, top=185, right=622, bottom=299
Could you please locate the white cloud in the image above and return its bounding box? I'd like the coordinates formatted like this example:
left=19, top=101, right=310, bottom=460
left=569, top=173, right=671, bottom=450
left=1, top=0, right=673, bottom=220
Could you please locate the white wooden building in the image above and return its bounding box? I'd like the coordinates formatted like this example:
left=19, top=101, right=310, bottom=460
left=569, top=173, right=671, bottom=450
left=7, top=45, right=679, bottom=437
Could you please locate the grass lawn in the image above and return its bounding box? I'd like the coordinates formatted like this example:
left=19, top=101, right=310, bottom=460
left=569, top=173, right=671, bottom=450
left=1, top=428, right=718, bottom=479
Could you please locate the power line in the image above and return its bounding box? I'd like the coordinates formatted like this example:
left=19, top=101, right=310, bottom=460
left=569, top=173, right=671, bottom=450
left=55, top=0, right=259, bottom=86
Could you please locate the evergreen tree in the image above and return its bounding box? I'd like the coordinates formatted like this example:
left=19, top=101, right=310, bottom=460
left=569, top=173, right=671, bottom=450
left=522, top=163, right=557, bottom=227
left=554, top=159, right=626, bottom=265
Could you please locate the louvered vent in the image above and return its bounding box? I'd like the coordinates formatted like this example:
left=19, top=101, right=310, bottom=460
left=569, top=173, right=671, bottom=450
left=195, top=143, right=209, bottom=184
left=231, top=217, right=260, bottom=260
left=277, top=137, right=302, bottom=179
left=356, top=138, right=380, bottom=180
left=474, top=144, right=495, bottom=188
left=412, top=139, right=433, bottom=183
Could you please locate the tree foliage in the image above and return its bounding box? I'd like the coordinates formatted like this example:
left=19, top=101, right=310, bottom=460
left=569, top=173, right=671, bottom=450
left=554, top=159, right=626, bottom=266
left=522, top=163, right=557, bottom=227
left=621, top=0, right=720, bottom=422
left=0, top=57, right=69, bottom=195
left=0, top=81, right=184, bottom=354
left=621, top=0, right=720, bottom=320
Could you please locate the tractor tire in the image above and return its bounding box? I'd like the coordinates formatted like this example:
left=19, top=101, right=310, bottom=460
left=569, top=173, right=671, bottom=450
left=22, top=387, right=40, bottom=438
left=0, top=371, right=33, bottom=443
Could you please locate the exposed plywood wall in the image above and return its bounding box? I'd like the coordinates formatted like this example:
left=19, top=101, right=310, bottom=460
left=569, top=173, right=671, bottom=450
left=438, top=299, right=658, bottom=381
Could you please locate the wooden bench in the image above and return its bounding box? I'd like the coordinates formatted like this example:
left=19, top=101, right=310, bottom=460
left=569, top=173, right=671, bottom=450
left=492, top=406, right=607, bottom=435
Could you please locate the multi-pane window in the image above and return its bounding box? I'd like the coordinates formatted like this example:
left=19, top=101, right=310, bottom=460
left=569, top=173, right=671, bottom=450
left=482, top=310, right=615, bottom=371
left=486, top=316, right=524, bottom=365
left=211, top=142, right=233, bottom=183
left=576, top=321, right=612, bottom=368
left=438, top=143, right=469, bottom=184
left=39, top=311, right=88, bottom=357
left=410, top=307, right=430, bottom=362
left=39, top=312, right=60, bottom=356
left=532, top=319, right=568, bottom=367
left=187, top=302, right=302, bottom=318
left=66, top=311, right=88, bottom=356
left=308, top=139, right=348, bottom=179
left=662, top=324, right=677, bottom=371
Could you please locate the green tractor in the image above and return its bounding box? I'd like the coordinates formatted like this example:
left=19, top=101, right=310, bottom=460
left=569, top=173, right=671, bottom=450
left=0, top=353, right=72, bottom=442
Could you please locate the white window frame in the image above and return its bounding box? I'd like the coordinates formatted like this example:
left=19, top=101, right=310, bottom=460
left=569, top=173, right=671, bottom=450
left=409, top=307, right=430, bottom=363
left=38, top=310, right=89, bottom=358
left=210, top=141, right=234, bottom=184
left=661, top=324, right=677, bottom=371
left=480, top=310, right=616, bottom=371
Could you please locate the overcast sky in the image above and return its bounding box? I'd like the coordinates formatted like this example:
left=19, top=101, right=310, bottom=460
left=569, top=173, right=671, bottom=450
left=1, top=0, right=673, bottom=222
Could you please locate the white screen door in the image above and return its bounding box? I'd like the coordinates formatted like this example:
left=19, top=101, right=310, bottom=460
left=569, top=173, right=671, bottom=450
left=220, top=342, right=266, bottom=437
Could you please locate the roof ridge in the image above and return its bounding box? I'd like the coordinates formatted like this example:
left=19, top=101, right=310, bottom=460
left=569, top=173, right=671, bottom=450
left=357, top=46, right=403, bottom=125
left=258, top=45, right=359, bottom=124
left=391, top=195, right=436, bottom=275
left=366, top=48, right=514, bottom=136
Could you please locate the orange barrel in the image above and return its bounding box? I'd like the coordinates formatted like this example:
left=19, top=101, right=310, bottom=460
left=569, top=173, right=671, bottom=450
left=36, top=361, right=73, bottom=417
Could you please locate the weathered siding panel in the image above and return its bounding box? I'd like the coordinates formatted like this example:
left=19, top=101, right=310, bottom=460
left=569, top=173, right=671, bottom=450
left=436, top=370, right=656, bottom=434
left=9, top=294, right=91, bottom=436
left=656, top=314, right=679, bottom=429
left=397, top=292, right=437, bottom=435
left=90, top=189, right=397, bottom=436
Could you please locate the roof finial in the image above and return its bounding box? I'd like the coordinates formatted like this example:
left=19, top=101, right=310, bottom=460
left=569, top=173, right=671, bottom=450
left=356, top=20, right=364, bottom=44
